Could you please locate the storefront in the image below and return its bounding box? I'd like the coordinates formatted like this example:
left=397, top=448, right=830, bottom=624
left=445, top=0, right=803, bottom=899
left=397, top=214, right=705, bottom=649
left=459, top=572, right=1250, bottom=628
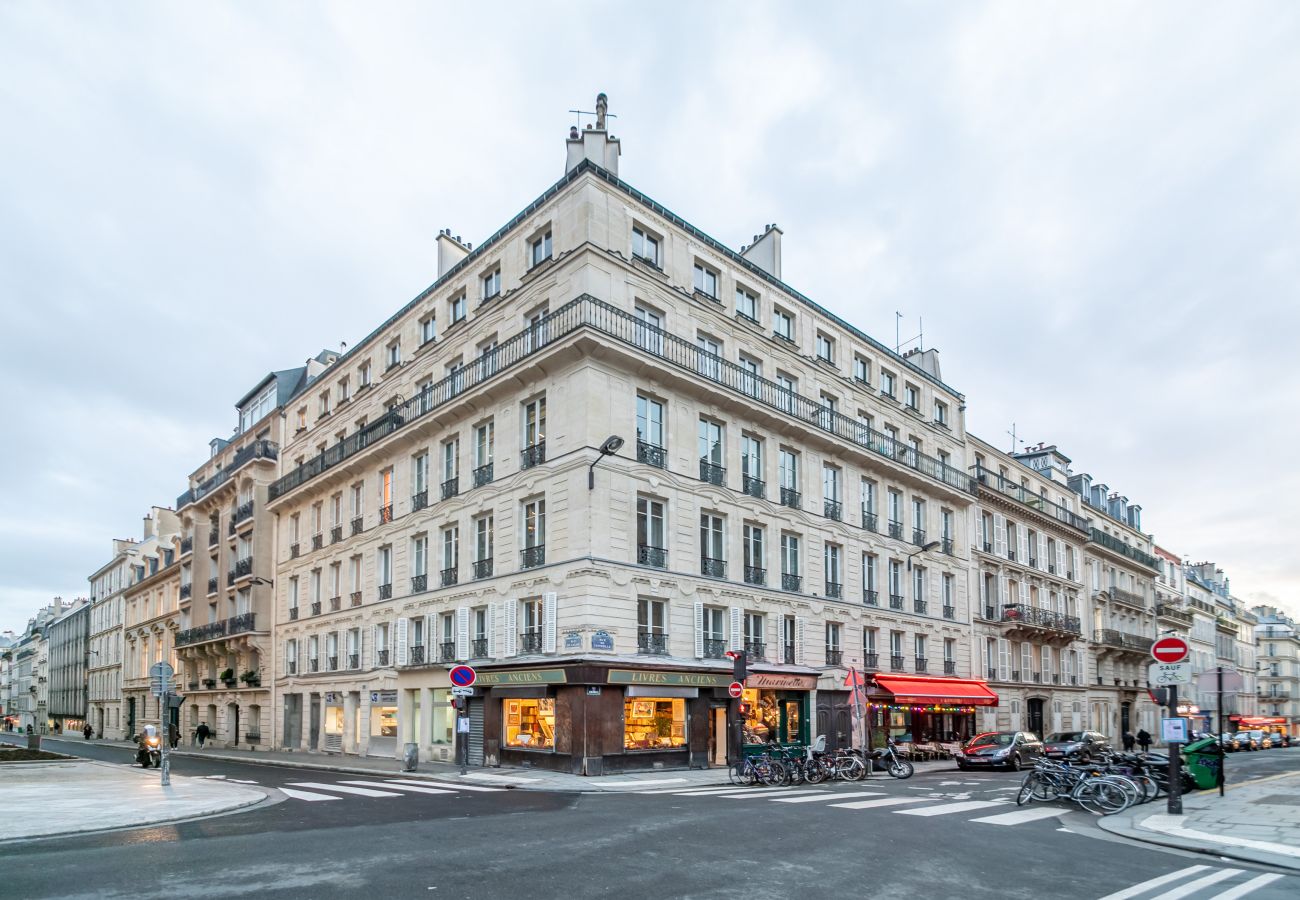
left=1229, top=715, right=1291, bottom=738
left=740, top=673, right=814, bottom=749
left=870, top=675, right=998, bottom=745
left=368, top=689, right=398, bottom=757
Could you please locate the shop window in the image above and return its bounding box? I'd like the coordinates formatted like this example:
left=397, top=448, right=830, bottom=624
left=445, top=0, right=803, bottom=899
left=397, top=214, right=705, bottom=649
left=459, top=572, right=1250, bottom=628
left=504, top=698, right=555, bottom=750
left=741, top=690, right=803, bottom=745
left=623, top=698, right=687, bottom=750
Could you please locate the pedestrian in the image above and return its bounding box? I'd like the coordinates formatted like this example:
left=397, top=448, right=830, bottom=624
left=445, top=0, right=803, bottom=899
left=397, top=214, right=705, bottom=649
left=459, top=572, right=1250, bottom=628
left=83, top=723, right=93, bottom=741
left=1122, top=731, right=1136, bottom=752
left=1136, top=729, right=1151, bottom=753
left=196, top=722, right=210, bottom=748
left=169, top=723, right=179, bottom=749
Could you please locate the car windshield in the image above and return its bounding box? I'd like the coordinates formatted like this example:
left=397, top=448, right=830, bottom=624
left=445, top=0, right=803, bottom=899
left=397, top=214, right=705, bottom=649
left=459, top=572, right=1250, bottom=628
left=968, top=732, right=1013, bottom=748
left=1047, top=733, right=1083, bottom=742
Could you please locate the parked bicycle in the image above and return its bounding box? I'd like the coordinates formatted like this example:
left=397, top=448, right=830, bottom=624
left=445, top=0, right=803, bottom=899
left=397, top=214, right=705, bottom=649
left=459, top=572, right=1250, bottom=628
left=1016, top=757, right=1137, bottom=815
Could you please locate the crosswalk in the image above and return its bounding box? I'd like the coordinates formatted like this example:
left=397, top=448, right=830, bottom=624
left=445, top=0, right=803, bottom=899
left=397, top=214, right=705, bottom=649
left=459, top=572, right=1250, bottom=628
left=275, top=778, right=507, bottom=803
left=1098, top=865, right=1287, bottom=900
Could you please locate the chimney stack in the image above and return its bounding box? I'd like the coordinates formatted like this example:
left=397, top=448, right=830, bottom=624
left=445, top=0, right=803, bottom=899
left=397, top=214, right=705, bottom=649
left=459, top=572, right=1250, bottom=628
left=566, top=92, right=621, bottom=176
left=741, top=223, right=783, bottom=279
left=437, top=229, right=470, bottom=278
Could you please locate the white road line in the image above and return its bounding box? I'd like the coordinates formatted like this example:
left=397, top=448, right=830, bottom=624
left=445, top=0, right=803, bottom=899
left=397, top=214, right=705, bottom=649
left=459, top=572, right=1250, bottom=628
left=597, top=778, right=689, bottom=787
left=286, top=782, right=402, bottom=798
left=1209, top=873, right=1284, bottom=900
left=338, top=781, right=455, bottom=796
left=1096, top=865, right=1210, bottom=900
left=1148, top=869, right=1243, bottom=900
left=724, top=789, right=828, bottom=800
left=457, top=772, right=540, bottom=783
left=280, top=787, right=341, bottom=802
left=672, top=787, right=786, bottom=797
left=229, top=779, right=258, bottom=784
left=895, top=799, right=1008, bottom=817
left=829, top=797, right=930, bottom=810
left=772, top=792, right=885, bottom=804
left=384, top=779, right=504, bottom=793
left=971, top=807, right=1068, bottom=826
left=654, top=786, right=760, bottom=796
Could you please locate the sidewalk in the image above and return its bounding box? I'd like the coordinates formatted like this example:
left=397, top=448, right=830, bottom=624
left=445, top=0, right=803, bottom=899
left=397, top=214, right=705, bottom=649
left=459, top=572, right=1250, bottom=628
left=64, top=736, right=961, bottom=792
left=0, top=759, right=267, bottom=842
left=1099, top=771, right=1300, bottom=872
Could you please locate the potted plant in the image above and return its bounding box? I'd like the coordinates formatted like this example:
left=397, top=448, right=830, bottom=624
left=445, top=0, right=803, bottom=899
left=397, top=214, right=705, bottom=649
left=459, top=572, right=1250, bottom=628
left=239, top=670, right=261, bottom=688
left=202, top=678, right=216, bottom=689
left=219, top=667, right=236, bottom=687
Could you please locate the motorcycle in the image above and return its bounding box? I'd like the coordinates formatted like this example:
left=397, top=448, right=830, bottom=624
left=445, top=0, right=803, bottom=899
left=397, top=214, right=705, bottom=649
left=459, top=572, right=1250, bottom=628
left=871, top=737, right=914, bottom=779
left=136, top=729, right=162, bottom=768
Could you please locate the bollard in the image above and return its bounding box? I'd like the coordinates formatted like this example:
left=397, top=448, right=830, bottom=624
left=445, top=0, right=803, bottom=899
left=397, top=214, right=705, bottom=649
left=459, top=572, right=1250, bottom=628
left=403, top=742, right=419, bottom=772
left=27, top=734, right=41, bottom=751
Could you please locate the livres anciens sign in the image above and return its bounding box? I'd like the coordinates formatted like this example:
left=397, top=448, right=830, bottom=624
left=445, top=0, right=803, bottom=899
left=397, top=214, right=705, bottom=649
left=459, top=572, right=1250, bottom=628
left=607, top=670, right=734, bottom=687
left=475, top=669, right=568, bottom=686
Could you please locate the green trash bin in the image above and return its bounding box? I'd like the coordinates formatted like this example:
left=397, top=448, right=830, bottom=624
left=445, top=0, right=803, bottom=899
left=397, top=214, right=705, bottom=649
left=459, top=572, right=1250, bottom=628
left=1183, top=737, right=1223, bottom=791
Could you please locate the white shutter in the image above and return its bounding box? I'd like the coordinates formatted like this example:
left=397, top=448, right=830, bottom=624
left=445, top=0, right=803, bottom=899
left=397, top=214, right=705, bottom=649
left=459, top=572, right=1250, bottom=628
left=487, top=606, right=497, bottom=658
left=994, top=514, right=1006, bottom=557
left=1042, top=645, right=1052, bottom=676
left=542, top=592, right=557, bottom=653
left=693, top=601, right=704, bottom=659
left=370, top=625, right=378, bottom=668
left=795, top=616, right=806, bottom=665
left=505, top=601, right=518, bottom=656
left=999, top=574, right=1008, bottom=607
left=1018, top=580, right=1028, bottom=606
left=729, top=606, right=743, bottom=652
left=1018, top=528, right=1028, bottom=565
left=998, top=638, right=1010, bottom=681
left=456, top=607, right=470, bottom=660
left=1071, top=549, right=1080, bottom=581
left=395, top=617, right=408, bottom=666
left=1038, top=535, right=1047, bottom=569
left=1021, top=643, right=1032, bottom=676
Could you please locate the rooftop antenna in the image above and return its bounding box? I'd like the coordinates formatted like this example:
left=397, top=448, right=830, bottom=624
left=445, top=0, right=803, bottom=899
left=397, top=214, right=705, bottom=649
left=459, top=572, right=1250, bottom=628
left=569, top=94, right=618, bottom=131
left=1007, top=422, right=1025, bottom=454
left=895, top=313, right=924, bottom=355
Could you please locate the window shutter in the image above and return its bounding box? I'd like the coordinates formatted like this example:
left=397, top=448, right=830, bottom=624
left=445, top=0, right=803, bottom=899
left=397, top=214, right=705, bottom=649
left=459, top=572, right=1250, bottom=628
left=1018, top=580, right=1028, bottom=606
left=1042, top=645, right=1052, bottom=676
left=1021, top=643, right=1032, bottom=676
left=1038, top=535, right=1047, bottom=568
left=542, top=592, right=557, bottom=653
left=998, top=639, right=1010, bottom=681
left=795, top=616, right=806, bottom=665
left=729, top=606, right=743, bottom=652
left=999, top=574, right=1008, bottom=607
left=1018, top=529, right=1028, bottom=565
left=395, top=617, right=408, bottom=666
left=487, top=606, right=497, bottom=658
left=1070, top=547, right=1078, bottom=579
left=370, top=625, right=377, bottom=668
left=505, top=601, right=517, bottom=656
left=456, top=607, right=470, bottom=660
left=693, top=601, right=705, bottom=659
left=994, top=515, right=1006, bottom=556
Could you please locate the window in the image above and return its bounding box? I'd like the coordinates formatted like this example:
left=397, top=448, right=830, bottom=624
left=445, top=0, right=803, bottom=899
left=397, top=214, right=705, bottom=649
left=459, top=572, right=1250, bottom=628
left=441, top=526, right=459, bottom=573
left=861, top=478, right=877, bottom=527
left=358, top=360, right=372, bottom=388
left=773, top=308, right=793, bottom=342
left=386, top=341, right=401, bottom=370
left=380, top=469, right=393, bottom=520
left=700, top=606, right=726, bottom=646
left=824, top=544, right=842, bottom=596
left=778, top=448, right=799, bottom=506
left=530, top=231, right=553, bottom=267
left=700, top=513, right=725, bottom=576
left=636, top=395, right=665, bottom=450
left=412, top=452, right=429, bottom=498
left=816, top=333, right=835, bottom=363
left=696, top=333, right=722, bottom=380
left=736, top=287, right=758, bottom=321
left=411, top=534, right=428, bottom=579
left=934, top=399, right=948, bottom=426
left=863, top=553, right=878, bottom=601
left=912, top=566, right=926, bottom=613
left=632, top=226, right=659, bottom=266
left=826, top=622, right=842, bottom=660
left=741, top=434, right=763, bottom=493
left=377, top=545, right=392, bottom=590
left=854, top=356, right=870, bottom=384
left=693, top=262, right=718, bottom=298
left=318, top=393, right=331, bottom=417
left=450, top=292, right=467, bottom=324
left=880, top=370, right=896, bottom=399
left=523, top=304, right=549, bottom=352
left=474, top=421, right=494, bottom=470
left=482, top=268, right=501, bottom=301
left=915, top=634, right=927, bottom=663
left=239, top=384, right=276, bottom=433
left=421, top=314, right=437, bottom=345
left=634, top=305, right=664, bottom=354
left=781, top=533, right=801, bottom=584
left=624, top=697, right=686, bottom=750
left=638, top=597, right=666, bottom=637
left=523, top=397, right=546, bottom=449
left=823, top=465, right=841, bottom=504
left=743, top=523, right=765, bottom=582
left=775, top=372, right=796, bottom=412
left=505, top=698, right=555, bottom=750
left=888, top=490, right=903, bottom=537
left=942, top=574, right=955, bottom=616
left=888, top=560, right=903, bottom=603
left=637, top=497, right=666, bottom=561
left=523, top=498, right=545, bottom=550
left=474, top=515, right=494, bottom=563
left=698, top=418, right=723, bottom=482
left=912, top=497, right=927, bottom=543
left=738, top=354, right=760, bottom=396
left=338, top=378, right=351, bottom=404
left=904, top=383, right=919, bottom=411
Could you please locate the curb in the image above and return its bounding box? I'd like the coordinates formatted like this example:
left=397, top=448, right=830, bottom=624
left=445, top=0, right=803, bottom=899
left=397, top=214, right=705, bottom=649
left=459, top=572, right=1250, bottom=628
left=1096, top=814, right=1300, bottom=873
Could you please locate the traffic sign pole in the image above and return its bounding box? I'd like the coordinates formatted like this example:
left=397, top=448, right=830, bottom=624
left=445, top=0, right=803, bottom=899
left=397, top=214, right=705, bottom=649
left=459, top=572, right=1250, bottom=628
left=1166, top=684, right=1181, bottom=815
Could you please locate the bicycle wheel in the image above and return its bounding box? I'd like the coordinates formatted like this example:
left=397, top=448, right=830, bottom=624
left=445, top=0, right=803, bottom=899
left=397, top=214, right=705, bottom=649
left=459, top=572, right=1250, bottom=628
left=1016, top=774, right=1040, bottom=806
left=761, top=760, right=787, bottom=787
left=804, top=759, right=827, bottom=785
left=1131, top=774, right=1159, bottom=803
left=1104, top=775, right=1142, bottom=807
left=1076, top=780, right=1130, bottom=816
left=728, top=763, right=748, bottom=786
left=843, top=757, right=866, bottom=782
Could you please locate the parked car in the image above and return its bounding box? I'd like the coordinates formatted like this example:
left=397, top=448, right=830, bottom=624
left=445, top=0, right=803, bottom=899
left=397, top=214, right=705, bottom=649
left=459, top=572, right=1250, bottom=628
left=1234, top=732, right=1260, bottom=751
left=1269, top=732, right=1291, bottom=748
left=1216, top=733, right=1241, bottom=752
left=1042, top=731, right=1110, bottom=762
left=955, top=731, right=1043, bottom=771
left=1248, top=731, right=1272, bottom=750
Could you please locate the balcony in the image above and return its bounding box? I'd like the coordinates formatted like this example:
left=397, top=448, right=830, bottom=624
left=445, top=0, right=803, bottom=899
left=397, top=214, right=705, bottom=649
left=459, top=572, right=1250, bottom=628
left=941, top=538, right=954, bottom=555
left=888, top=520, right=903, bottom=540
left=180, top=583, right=192, bottom=601
left=999, top=605, right=1083, bottom=638
left=914, top=658, right=928, bottom=673
left=350, top=591, right=362, bottom=607
left=825, top=649, right=843, bottom=666
left=825, top=582, right=843, bottom=600
left=308, top=659, right=319, bottom=672
left=378, top=583, right=392, bottom=600
left=742, top=475, right=765, bottom=499
left=441, top=478, right=459, bottom=501
left=439, top=642, right=456, bottom=663
left=1155, top=603, right=1194, bottom=625
left=412, top=490, right=429, bottom=512
left=521, top=441, right=546, bottom=470
left=351, top=516, right=364, bottom=536
left=783, top=645, right=796, bottom=664
left=745, top=640, right=766, bottom=661
left=782, top=573, right=802, bottom=592
left=889, top=594, right=904, bottom=610
left=312, top=534, right=324, bottom=551
left=702, top=638, right=727, bottom=659
left=472, top=463, right=494, bottom=488
left=330, top=525, right=342, bottom=544
left=180, top=537, right=193, bottom=556
left=520, top=631, right=544, bottom=654
left=327, top=656, right=338, bottom=671
left=409, top=645, right=426, bottom=665
left=521, top=545, right=546, bottom=569
left=974, top=466, right=1089, bottom=533
left=379, top=504, right=394, bottom=524
left=234, top=500, right=255, bottom=526
left=637, top=440, right=666, bottom=468
left=701, top=557, right=726, bottom=579
left=943, top=660, right=956, bottom=675
left=780, top=487, right=801, bottom=509
left=1259, top=691, right=1292, bottom=701
left=176, top=612, right=258, bottom=648
left=329, top=596, right=341, bottom=612
left=289, top=607, right=299, bottom=620
left=890, top=655, right=906, bottom=672
left=1108, top=586, right=1148, bottom=612
left=638, top=632, right=668, bottom=655
left=744, top=566, right=766, bottom=586
left=209, top=528, right=220, bottom=547
left=1093, top=629, right=1154, bottom=653
left=864, top=653, right=879, bottom=670
left=411, top=574, right=427, bottom=594
left=472, top=638, right=488, bottom=658
left=824, top=499, right=843, bottom=521
left=289, top=542, right=300, bottom=559
left=638, top=545, right=666, bottom=568
left=863, top=589, right=879, bottom=606
left=231, top=557, right=253, bottom=581
left=943, top=605, right=955, bottom=619
left=1089, top=527, right=1160, bottom=571
left=699, top=460, right=725, bottom=486
left=473, top=558, right=494, bottom=580
left=441, top=567, right=459, bottom=587
left=311, top=601, right=322, bottom=616
left=913, top=599, right=928, bottom=614
left=912, top=528, right=927, bottom=547
left=267, top=296, right=976, bottom=506
left=348, top=654, right=360, bottom=670
left=862, top=512, right=878, bottom=532
left=178, top=439, right=277, bottom=509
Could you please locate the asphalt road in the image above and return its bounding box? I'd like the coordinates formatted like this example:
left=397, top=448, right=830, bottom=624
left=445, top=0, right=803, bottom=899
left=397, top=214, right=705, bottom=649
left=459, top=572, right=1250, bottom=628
left=2, top=737, right=1296, bottom=900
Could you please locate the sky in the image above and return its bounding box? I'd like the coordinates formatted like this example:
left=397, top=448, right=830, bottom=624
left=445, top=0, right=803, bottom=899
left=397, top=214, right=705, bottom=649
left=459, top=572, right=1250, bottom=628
left=2, top=1, right=1297, bottom=633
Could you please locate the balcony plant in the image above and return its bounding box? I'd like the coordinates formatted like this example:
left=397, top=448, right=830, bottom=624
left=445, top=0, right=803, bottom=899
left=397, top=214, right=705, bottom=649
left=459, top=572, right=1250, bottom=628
left=239, top=670, right=261, bottom=687
left=219, top=667, right=236, bottom=687
left=202, top=678, right=216, bottom=689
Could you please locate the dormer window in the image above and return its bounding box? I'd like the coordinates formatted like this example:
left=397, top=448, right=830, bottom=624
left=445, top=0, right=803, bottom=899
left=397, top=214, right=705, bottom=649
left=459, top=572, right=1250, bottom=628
left=632, top=226, right=660, bottom=266
left=482, top=268, right=501, bottom=301
left=530, top=231, right=553, bottom=268
left=239, top=383, right=276, bottom=433
left=693, top=262, right=718, bottom=300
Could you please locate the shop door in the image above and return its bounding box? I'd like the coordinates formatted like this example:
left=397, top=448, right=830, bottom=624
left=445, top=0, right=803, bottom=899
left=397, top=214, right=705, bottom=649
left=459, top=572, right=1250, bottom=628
left=1121, top=702, right=1131, bottom=736
left=126, top=698, right=136, bottom=737
left=467, top=699, right=484, bottom=766
left=1026, top=698, right=1045, bottom=740
left=816, top=705, right=832, bottom=749
left=710, top=707, right=727, bottom=766
left=309, top=695, right=320, bottom=750
left=283, top=695, right=301, bottom=749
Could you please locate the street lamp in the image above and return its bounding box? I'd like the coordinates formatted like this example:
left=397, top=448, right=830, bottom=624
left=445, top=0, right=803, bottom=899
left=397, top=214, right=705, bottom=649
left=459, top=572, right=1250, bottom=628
left=906, top=540, right=941, bottom=571
left=588, top=435, right=625, bottom=489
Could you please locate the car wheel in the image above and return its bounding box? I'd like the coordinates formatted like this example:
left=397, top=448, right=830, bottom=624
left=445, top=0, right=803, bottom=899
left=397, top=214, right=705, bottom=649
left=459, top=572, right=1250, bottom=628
left=1007, top=753, right=1022, bottom=772
left=957, top=763, right=969, bottom=771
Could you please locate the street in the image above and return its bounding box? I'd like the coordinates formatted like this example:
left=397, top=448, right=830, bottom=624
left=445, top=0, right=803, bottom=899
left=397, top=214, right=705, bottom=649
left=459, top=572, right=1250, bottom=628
left=1, top=737, right=1295, bottom=899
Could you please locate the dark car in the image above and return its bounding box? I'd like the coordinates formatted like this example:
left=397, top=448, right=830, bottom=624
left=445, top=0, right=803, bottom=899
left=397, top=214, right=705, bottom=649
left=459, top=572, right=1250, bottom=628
left=1042, top=731, right=1110, bottom=762
left=955, top=731, right=1043, bottom=771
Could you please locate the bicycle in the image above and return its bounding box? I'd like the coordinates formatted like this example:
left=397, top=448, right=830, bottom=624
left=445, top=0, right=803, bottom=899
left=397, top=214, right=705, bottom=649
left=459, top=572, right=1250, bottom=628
left=1016, top=758, right=1134, bottom=815
left=729, top=751, right=786, bottom=786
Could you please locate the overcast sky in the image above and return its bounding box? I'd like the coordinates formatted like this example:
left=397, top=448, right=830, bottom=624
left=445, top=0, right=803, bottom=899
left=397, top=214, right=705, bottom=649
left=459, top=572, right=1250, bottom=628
left=3, top=1, right=1297, bottom=634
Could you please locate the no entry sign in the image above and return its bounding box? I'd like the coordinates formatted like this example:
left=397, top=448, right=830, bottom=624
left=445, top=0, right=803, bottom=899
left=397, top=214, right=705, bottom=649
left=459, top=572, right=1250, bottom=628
left=728, top=681, right=744, bottom=699
left=1151, top=637, right=1190, bottom=664
left=449, top=665, right=477, bottom=687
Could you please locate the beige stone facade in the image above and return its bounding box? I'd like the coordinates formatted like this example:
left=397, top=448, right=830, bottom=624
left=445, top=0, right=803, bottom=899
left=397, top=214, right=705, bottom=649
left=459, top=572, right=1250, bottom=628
left=121, top=508, right=182, bottom=738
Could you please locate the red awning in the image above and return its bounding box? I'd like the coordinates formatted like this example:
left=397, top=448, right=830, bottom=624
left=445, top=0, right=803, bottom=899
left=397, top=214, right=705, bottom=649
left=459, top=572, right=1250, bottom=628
left=873, top=675, right=999, bottom=707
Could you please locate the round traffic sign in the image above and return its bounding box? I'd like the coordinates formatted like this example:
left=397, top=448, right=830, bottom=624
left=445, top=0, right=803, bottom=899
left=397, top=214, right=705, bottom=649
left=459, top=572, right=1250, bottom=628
left=449, top=665, right=477, bottom=687
left=728, top=681, right=744, bottom=699
left=1151, top=636, right=1190, bottom=664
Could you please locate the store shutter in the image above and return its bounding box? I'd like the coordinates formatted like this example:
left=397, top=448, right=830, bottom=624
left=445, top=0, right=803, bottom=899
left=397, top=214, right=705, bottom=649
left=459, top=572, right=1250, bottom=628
left=542, top=592, right=557, bottom=653
left=729, top=606, right=743, bottom=653
left=395, top=618, right=408, bottom=666
left=456, top=607, right=470, bottom=660
left=504, top=601, right=517, bottom=657
left=693, top=601, right=704, bottom=659
left=467, top=698, right=484, bottom=766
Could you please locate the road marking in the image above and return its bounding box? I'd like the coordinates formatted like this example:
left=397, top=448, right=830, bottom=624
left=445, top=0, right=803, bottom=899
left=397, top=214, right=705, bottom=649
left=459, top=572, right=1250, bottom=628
left=724, top=789, right=828, bottom=800
left=384, top=779, right=505, bottom=793
left=829, top=797, right=930, bottom=810
left=1096, top=865, right=1210, bottom=900
left=339, top=781, right=455, bottom=796
left=771, top=792, right=885, bottom=804
left=1209, top=873, right=1284, bottom=900
left=895, top=799, right=1008, bottom=816
left=1147, top=869, right=1242, bottom=900
left=457, top=772, right=540, bottom=783
left=671, top=787, right=786, bottom=796
left=280, top=787, right=342, bottom=802
left=286, top=782, right=402, bottom=798
left=971, top=807, right=1068, bottom=826
left=597, top=777, right=689, bottom=788
left=229, top=778, right=258, bottom=784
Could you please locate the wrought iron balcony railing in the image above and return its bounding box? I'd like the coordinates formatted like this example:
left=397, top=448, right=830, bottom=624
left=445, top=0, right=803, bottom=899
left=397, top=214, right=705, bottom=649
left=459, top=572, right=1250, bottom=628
left=780, top=487, right=801, bottom=509
left=439, top=642, right=456, bottom=663
left=944, top=660, right=957, bottom=675
left=411, top=490, right=429, bottom=512
left=330, top=525, right=342, bottom=544
left=824, top=499, right=842, bottom=521
left=637, top=545, right=666, bottom=568
left=176, top=613, right=257, bottom=647
left=521, top=442, right=546, bottom=470
left=1089, top=527, right=1160, bottom=570
left=411, top=574, right=427, bottom=593
left=473, top=558, right=493, bottom=579
left=700, top=557, right=726, bottom=579
left=889, top=594, right=904, bottom=610
left=378, top=583, right=392, bottom=600
left=744, top=565, right=766, bottom=586
left=742, top=475, right=765, bottom=499
left=864, top=653, right=879, bottom=670
left=441, top=478, right=459, bottom=501
left=699, top=460, right=725, bottom=486
left=1093, top=628, right=1154, bottom=652
left=782, top=573, right=802, bottom=592
left=178, top=440, right=278, bottom=509
left=973, top=465, right=1089, bottom=533
left=441, top=567, right=459, bottom=587
left=890, top=655, right=906, bottom=672
left=745, top=640, right=766, bottom=660
left=473, top=463, right=494, bottom=488
left=637, top=440, right=666, bottom=468
left=825, top=649, right=843, bottom=666
left=863, top=589, right=879, bottom=606
left=913, top=599, right=928, bottom=614
left=862, top=511, right=877, bottom=532
left=351, top=516, right=364, bottom=536
left=888, top=520, right=903, bottom=539
left=409, top=645, right=425, bottom=665
left=521, top=545, right=546, bottom=569
left=350, top=591, right=362, bottom=607
left=520, top=631, right=544, bottom=653
left=702, top=638, right=727, bottom=659
left=471, top=638, right=488, bottom=658
left=914, top=657, right=928, bottom=673
left=637, top=632, right=668, bottom=655
left=825, top=582, right=843, bottom=599
left=1000, top=605, right=1082, bottom=635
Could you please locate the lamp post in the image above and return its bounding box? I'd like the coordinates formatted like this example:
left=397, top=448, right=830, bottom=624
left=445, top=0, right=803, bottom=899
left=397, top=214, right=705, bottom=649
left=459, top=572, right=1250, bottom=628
left=587, top=436, right=625, bottom=489
left=906, top=541, right=941, bottom=571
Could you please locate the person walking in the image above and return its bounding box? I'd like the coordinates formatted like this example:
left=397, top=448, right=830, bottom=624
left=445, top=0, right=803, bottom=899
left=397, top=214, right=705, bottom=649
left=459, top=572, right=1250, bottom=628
left=83, top=723, right=93, bottom=741
left=1136, top=729, right=1152, bottom=753
left=196, top=722, right=211, bottom=748
left=1122, top=731, right=1136, bottom=752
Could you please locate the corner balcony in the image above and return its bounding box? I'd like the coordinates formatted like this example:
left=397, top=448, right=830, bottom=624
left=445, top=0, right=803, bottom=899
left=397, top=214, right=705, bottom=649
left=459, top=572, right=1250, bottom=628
left=176, top=613, right=259, bottom=649
left=178, top=440, right=277, bottom=509
left=1155, top=603, right=1194, bottom=626
left=974, top=466, right=1089, bottom=533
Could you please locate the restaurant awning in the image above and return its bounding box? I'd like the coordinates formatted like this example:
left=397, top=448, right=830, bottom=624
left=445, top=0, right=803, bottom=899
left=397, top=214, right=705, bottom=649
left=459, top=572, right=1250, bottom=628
left=872, top=674, right=1000, bottom=707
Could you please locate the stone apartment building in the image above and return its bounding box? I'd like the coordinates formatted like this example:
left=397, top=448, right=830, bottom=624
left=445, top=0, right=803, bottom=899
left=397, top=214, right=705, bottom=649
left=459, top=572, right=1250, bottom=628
left=87, top=539, right=137, bottom=740
left=121, top=509, right=182, bottom=738
left=1253, top=606, right=1298, bottom=734
left=46, top=598, right=90, bottom=734
left=266, top=96, right=988, bottom=774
